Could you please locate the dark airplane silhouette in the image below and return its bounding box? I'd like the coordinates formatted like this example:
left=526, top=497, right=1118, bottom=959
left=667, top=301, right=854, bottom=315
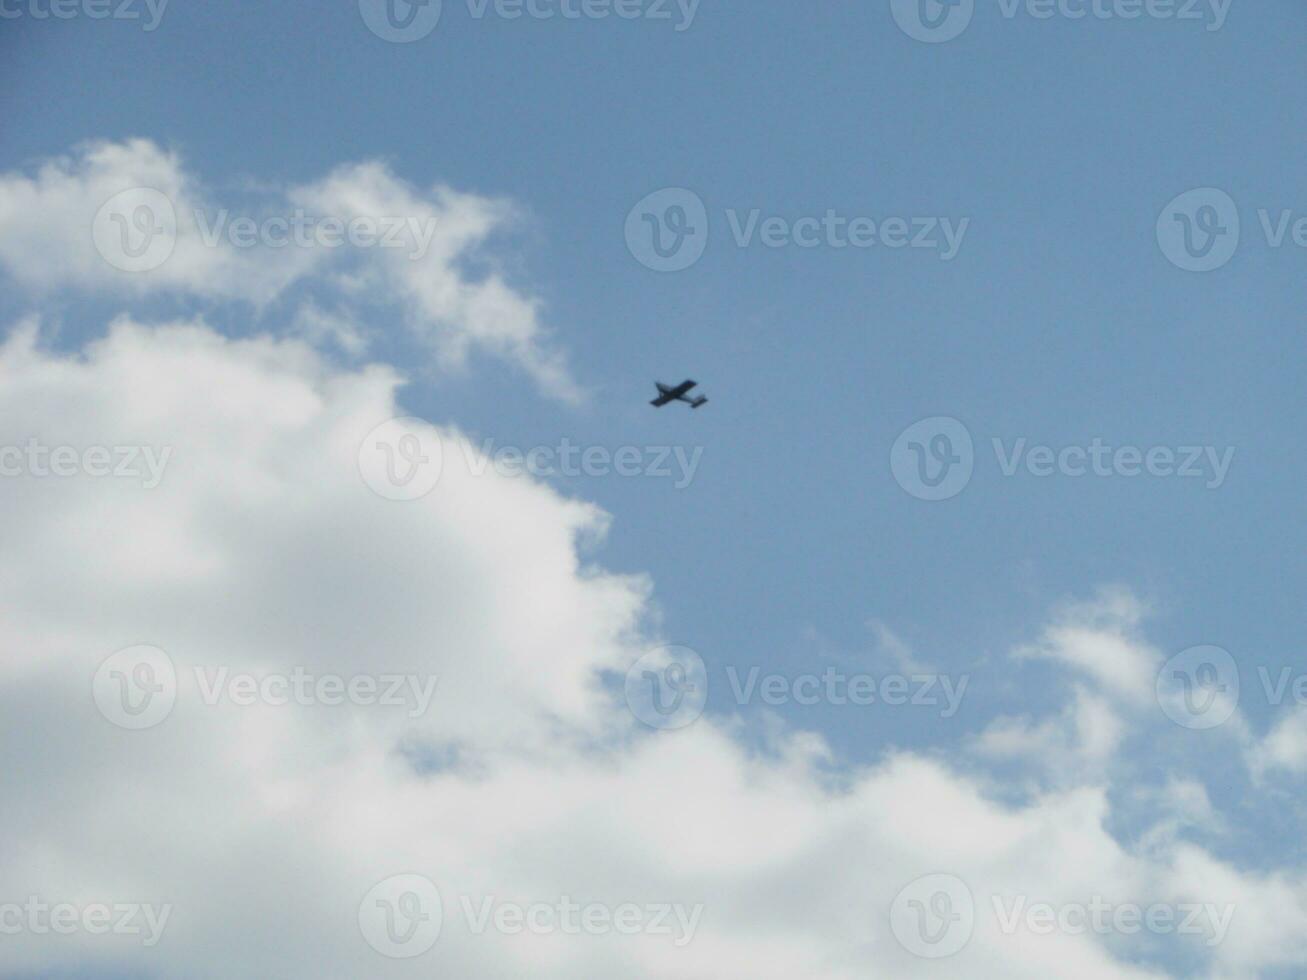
left=651, top=380, right=708, bottom=409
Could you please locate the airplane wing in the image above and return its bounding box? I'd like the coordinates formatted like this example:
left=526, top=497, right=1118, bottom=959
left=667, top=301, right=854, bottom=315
left=650, top=380, right=696, bottom=407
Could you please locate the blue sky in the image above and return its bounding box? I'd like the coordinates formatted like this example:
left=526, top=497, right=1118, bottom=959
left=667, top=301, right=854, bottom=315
left=6, top=0, right=1302, bottom=736
left=3, top=2, right=1307, bottom=976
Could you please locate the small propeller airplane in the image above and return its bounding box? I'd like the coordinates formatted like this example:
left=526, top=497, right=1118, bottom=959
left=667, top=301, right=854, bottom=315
left=650, top=380, right=708, bottom=409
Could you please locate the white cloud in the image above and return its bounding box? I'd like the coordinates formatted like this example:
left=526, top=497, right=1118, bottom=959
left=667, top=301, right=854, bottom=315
left=1249, top=707, right=1307, bottom=777
left=1016, top=589, right=1162, bottom=707
left=975, top=687, right=1127, bottom=779
left=0, top=141, right=580, bottom=400
left=1, top=316, right=1305, bottom=978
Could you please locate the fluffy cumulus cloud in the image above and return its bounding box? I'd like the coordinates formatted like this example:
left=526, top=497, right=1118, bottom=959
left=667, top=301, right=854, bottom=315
left=2, top=142, right=1306, bottom=979
left=0, top=140, right=580, bottom=401
left=0, top=315, right=1305, bottom=979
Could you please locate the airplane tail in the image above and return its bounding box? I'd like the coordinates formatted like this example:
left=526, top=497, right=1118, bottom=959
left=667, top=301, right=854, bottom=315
left=691, top=397, right=708, bottom=409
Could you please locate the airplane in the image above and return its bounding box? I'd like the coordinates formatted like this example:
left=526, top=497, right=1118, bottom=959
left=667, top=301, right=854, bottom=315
left=650, top=380, right=708, bottom=409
